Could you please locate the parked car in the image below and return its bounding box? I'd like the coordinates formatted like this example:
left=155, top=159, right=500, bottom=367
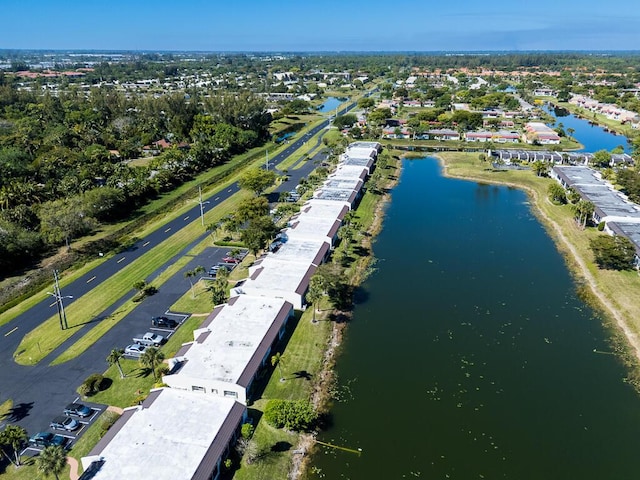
left=29, top=432, right=67, bottom=448
left=124, top=344, right=147, bottom=357
left=133, top=332, right=165, bottom=347
left=209, top=265, right=221, bottom=276
left=151, top=316, right=178, bottom=328
left=222, top=256, right=240, bottom=264
left=64, top=402, right=93, bottom=418
left=50, top=415, right=80, bottom=432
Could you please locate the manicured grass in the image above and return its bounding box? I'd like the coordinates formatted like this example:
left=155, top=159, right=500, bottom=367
left=0, top=456, right=46, bottom=480
left=86, top=314, right=204, bottom=410
left=232, top=408, right=299, bottom=480
left=16, top=190, right=253, bottom=366
left=171, top=279, right=214, bottom=315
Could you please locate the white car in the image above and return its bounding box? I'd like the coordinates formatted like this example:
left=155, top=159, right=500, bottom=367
left=124, top=344, right=147, bottom=357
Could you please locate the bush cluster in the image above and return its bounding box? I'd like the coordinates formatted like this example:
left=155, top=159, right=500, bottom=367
left=264, top=399, right=317, bottom=432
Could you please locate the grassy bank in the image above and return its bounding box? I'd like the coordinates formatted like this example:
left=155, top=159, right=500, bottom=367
left=429, top=150, right=640, bottom=379
left=232, top=152, right=402, bottom=480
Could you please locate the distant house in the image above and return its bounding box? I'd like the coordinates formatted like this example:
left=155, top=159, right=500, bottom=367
left=427, top=129, right=461, bottom=141
left=524, top=122, right=561, bottom=145
left=465, top=131, right=520, bottom=143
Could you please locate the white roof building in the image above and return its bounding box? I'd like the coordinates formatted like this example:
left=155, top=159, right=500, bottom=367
left=163, top=296, right=293, bottom=403
left=81, top=388, right=245, bottom=480
left=231, top=258, right=316, bottom=309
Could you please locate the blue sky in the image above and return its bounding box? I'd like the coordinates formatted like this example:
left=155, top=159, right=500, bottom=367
left=1, top=0, right=639, bottom=51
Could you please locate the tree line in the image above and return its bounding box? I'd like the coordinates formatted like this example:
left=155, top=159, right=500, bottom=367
left=0, top=76, right=271, bottom=277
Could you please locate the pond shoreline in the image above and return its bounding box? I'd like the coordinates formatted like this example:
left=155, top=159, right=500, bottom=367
left=433, top=152, right=640, bottom=367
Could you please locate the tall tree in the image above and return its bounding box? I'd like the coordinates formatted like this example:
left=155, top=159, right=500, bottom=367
left=107, top=348, right=126, bottom=379
left=271, top=352, right=286, bottom=382
left=306, top=275, right=326, bottom=322
left=184, top=265, right=205, bottom=299
left=0, top=425, right=28, bottom=467
left=573, top=199, right=595, bottom=229
left=139, top=347, right=165, bottom=381
left=241, top=216, right=278, bottom=256
left=238, top=168, right=277, bottom=196
left=36, top=445, right=67, bottom=480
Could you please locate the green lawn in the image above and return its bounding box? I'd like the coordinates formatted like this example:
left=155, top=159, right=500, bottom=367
left=15, top=188, right=253, bottom=366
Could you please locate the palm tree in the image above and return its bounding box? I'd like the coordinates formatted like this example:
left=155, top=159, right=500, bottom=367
left=306, top=275, right=326, bottom=323
left=573, top=199, right=595, bottom=229
left=107, top=348, right=126, bottom=379
left=184, top=265, right=205, bottom=299
left=0, top=425, right=28, bottom=467
left=271, top=352, right=286, bottom=382
left=140, top=347, right=165, bottom=381
left=36, top=445, right=67, bottom=480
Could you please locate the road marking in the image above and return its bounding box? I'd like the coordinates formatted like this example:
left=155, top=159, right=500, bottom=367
left=49, top=301, right=57, bottom=307
left=86, top=276, right=96, bottom=283
left=227, top=189, right=232, bottom=192
left=183, top=215, right=189, bottom=221
left=164, top=227, right=171, bottom=233
left=215, top=196, right=220, bottom=201
left=117, top=257, right=125, bottom=263
left=4, top=327, right=18, bottom=337
left=143, top=241, right=150, bottom=247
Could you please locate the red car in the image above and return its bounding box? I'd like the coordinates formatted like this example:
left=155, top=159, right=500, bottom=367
left=222, top=257, right=240, bottom=264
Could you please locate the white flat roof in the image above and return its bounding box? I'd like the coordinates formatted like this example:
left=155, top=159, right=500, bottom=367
left=243, top=258, right=315, bottom=296
left=324, top=178, right=363, bottom=191
left=314, top=187, right=357, bottom=203
left=345, top=146, right=377, bottom=158
left=270, top=238, right=329, bottom=265
left=300, top=199, right=351, bottom=216
left=87, top=389, right=242, bottom=480
left=286, top=215, right=341, bottom=242
left=178, top=296, right=291, bottom=385
left=330, top=164, right=369, bottom=181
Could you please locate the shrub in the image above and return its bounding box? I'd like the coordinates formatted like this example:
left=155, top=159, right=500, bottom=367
left=241, top=423, right=255, bottom=439
left=98, top=411, right=120, bottom=436
left=80, top=373, right=105, bottom=396
left=264, top=399, right=317, bottom=431
left=597, top=221, right=606, bottom=231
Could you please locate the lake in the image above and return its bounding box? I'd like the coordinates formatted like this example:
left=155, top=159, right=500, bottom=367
left=318, top=97, right=345, bottom=113
left=545, top=105, right=633, bottom=153
left=311, top=159, right=640, bottom=479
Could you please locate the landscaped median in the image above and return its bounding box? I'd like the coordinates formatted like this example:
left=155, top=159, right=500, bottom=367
left=14, top=188, right=252, bottom=366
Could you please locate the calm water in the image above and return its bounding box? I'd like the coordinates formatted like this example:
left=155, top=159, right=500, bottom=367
left=318, top=97, right=345, bottom=113
left=545, top=105, right=632, bottom=153
left=311, top=159, right=640, bottom=479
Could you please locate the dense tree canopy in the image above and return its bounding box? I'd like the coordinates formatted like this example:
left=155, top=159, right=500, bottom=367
left=590, top=235, right=636, bottom=270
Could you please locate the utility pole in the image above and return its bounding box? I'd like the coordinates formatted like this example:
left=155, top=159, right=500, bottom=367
left=198, top=186, right=210, bottom=226
left=265, top=149, right=269, bottom=171
left=48, top=270, right=71, bottom=330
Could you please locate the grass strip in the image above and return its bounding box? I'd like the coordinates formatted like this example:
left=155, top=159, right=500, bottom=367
left=15, top=191, right=251, bottom=366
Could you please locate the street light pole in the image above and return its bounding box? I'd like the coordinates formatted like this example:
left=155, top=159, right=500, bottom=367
left=265, top=149, right=269, bottom=171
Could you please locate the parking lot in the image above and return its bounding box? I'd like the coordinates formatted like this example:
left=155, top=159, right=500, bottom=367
left=20, top=399, right=104, bottom=456
left=0, top=246, right=240, bottom=443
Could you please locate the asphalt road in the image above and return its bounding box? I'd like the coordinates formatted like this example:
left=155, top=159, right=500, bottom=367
left=0, top=99, right=357, bottom=437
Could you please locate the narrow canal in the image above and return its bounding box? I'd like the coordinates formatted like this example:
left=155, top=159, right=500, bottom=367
left=311, top=118, right=640, bottom=478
